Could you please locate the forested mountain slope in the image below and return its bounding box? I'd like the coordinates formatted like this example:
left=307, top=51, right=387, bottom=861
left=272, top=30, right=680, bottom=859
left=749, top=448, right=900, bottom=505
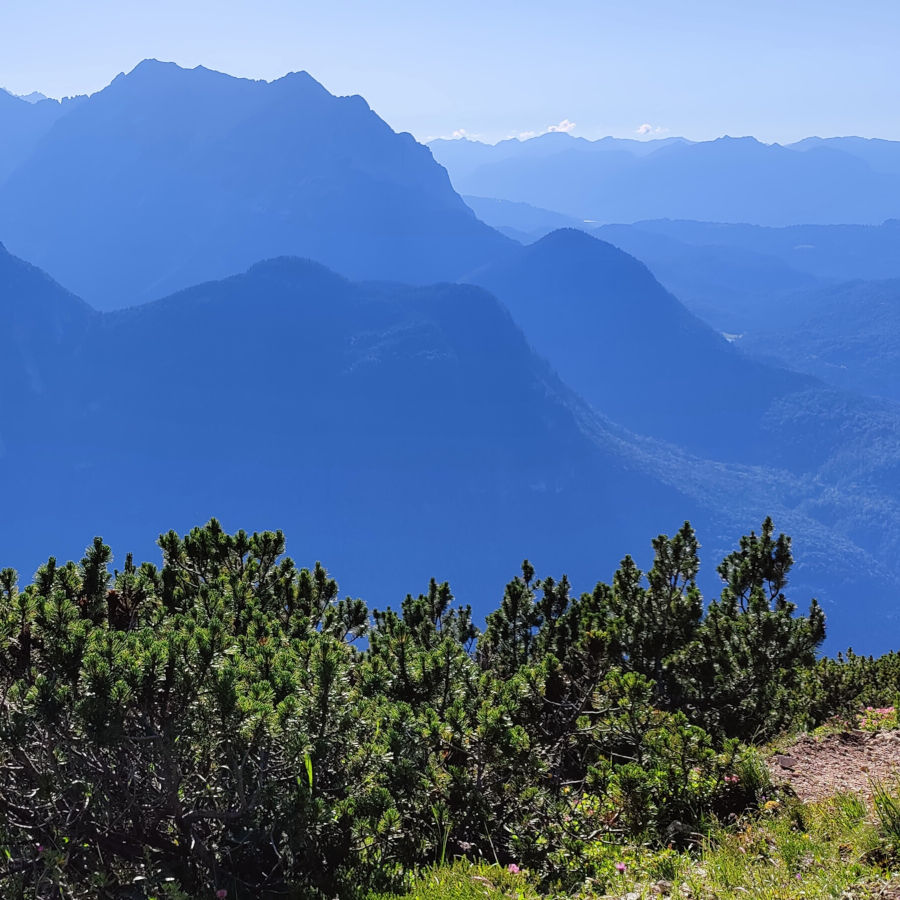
left=738, top=279, right=900, bottom=403
left=0, top=243, right=894, bottom=650
left=467, top=230, right=900, bottom=601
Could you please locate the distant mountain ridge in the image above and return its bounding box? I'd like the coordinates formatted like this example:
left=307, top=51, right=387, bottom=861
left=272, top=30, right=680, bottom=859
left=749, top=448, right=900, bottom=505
left=0, top=60, right=512, bottom=308
left=465, top=230, right=900, bottom=606
left=0, top=240, right=705, bottom=624
left=431, top=132, right=900, bottom=225
left=2, top=241, right=897, bottom=651
left=595, top=219, right=900, bottom=281
left=462, top=208, right=900, bottom=338
left=466, top=229, right=898, bottom=472
left=1, top=89, right=49, bottom=104
left=5, top=235, right=900, bottom=649
left=430, top=132, right=690, bottom=181
left=3, top=61, right=900, bottom=655
left=590, top=219, right=900, bottom=333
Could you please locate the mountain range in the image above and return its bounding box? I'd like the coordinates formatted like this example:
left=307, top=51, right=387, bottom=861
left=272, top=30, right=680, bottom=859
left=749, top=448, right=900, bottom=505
left=431, top=132, right=900, bottom=226
left=0, top=238, right=704, bottom=618
left=464, top=202, right=900, bottom=372
left=2, top=61, right=900, bottom=652
left=3, top=237, right=897, bottom=651
left=0, top=60, right=510, bottom=309
left=467, top=229, right=820, bottom=464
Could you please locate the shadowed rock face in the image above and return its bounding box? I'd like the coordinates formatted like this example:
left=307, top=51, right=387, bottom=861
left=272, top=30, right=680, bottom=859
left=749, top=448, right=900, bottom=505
left=0, top=60, right=512, bottom=309
left=0, top=89, right=80, bottom=183
left=0, top=241, right=95, bottom=423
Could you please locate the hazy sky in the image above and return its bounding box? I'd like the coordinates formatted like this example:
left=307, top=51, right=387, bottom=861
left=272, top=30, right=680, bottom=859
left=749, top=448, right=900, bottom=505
left=1, top=0, right=898, bottom=144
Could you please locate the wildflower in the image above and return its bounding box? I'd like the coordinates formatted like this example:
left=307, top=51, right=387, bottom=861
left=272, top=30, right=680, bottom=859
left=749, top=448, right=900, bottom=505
left=36, top=844, right=44, bottom=853
left=615, top=862, right=627, bottom=873
left=764, top=799, right=780, bottom=811
left=216, top=891, right=228, bottom=899
left=507, top=864, right=520, bottom=874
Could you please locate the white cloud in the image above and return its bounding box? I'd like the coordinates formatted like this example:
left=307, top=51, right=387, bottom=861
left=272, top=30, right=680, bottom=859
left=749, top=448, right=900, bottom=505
left=511, top=119, right=576, bottom=141
left=636, top=123, right=669, bottom=137
left=425, top=127, right=485, bottom=142
left=433, top=118, right=578, bottom=145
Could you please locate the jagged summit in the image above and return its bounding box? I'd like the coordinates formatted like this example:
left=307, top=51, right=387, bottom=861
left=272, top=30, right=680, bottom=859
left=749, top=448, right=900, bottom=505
left=112, top=58, right=331, bottom=97
left=0, top=60, right=510, bottom=308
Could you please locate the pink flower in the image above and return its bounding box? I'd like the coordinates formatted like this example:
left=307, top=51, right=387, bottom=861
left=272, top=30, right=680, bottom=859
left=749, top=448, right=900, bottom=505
left=36, top=844, right=44, bottom=853
left=216, top=891, right=227, bottom=899
left=507, top=863, right=520, bottom=874
left=615, top=862, right=627, bottom=873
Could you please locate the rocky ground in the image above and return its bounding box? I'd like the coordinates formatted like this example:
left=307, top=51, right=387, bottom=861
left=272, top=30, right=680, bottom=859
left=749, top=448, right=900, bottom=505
left=768, top=729, right=900, bottom=803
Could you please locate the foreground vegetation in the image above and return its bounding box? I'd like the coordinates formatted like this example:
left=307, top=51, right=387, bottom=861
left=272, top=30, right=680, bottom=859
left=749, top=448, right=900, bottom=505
left=381, top=789, right=900, bottom=899
left=0, top=517, right=897, bottom=898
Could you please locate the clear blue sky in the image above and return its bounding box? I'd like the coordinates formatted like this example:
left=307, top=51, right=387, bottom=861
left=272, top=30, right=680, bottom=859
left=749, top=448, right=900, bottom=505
left=2, top=0, right=898, bottom=144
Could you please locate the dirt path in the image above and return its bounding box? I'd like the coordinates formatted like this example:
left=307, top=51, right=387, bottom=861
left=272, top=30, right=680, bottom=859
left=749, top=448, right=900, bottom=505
left=768, top=729, right=900, bottom=803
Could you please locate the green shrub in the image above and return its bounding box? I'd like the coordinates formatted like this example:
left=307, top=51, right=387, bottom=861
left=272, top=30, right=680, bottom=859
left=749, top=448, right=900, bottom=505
left=0, top=518, right=824, bottom=898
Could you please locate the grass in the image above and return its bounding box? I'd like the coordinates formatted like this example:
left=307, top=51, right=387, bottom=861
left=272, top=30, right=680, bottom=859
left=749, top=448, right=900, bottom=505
left=368, top=860, right=540, bottom=899
left=671, top=794, right=890, bottom=900
left=374, top=793, right=900, bottom=899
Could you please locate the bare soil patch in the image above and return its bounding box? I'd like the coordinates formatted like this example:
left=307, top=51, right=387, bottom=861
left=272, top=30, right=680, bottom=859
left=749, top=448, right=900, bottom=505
left=769, top=729, right=900, bottom=803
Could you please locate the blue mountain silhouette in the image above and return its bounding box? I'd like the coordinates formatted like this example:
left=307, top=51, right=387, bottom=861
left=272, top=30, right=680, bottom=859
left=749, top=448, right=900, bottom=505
left=431, top=132, right=900, bottom=225
left=1, top=240, right=897, bottom=651
left=0, top=61, right=511, bottom=308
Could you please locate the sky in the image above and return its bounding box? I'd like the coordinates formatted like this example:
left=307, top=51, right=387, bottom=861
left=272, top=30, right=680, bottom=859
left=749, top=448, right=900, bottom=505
left=1, top=0, right=899, bottom=144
